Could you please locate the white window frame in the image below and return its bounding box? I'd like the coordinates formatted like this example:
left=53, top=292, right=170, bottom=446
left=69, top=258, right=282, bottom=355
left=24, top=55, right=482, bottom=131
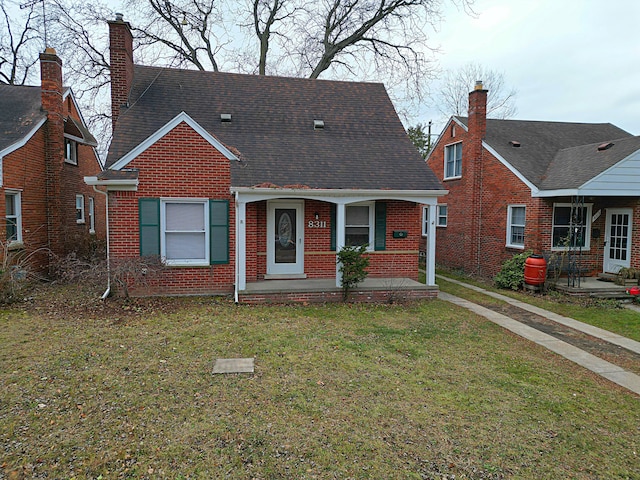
left=160, top=198, right=210, bottom=266
left=422, top=206, right=429, bottom=237
left=437, top=204, right=448, bottom=227
left=75, top=194, right=85, bottom=224
left=444, top=142, right=462, bottom=180
left=551, top=203, right=592, bottom=251
left=5, top=190, right=22, bottom=244
left=345, top=202, right=374, bottom=251
left=65, top=138, right=78, bottom=165
left=506, top=205, right=526, bottom=249
left=88, top=197, right=95, bottom=234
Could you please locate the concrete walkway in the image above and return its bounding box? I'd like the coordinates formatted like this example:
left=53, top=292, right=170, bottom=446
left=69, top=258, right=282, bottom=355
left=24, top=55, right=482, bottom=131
left=437, top=275, right=640, bottom=396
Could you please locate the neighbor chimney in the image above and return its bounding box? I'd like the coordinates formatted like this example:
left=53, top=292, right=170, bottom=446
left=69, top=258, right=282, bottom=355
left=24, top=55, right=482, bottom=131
left=39, top=47, right=65, bottom=258
left=108, top=13, right=134, bottom=130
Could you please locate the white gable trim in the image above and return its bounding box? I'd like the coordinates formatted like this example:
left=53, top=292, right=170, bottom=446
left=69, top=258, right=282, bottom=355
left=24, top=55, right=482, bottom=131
left=482, top=141, right=539, bottom=195
left=425, top=117, right=468, bottom=163
left=109, top=111, right=238, bottom=171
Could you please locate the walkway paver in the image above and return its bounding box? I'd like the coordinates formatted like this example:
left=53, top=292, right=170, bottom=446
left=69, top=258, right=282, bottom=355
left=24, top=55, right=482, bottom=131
left=437, top=279, right=640, bottom=396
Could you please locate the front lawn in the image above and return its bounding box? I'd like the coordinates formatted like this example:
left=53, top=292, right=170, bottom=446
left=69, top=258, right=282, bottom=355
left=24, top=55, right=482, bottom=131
left=1, top=290, right=638, bottom=478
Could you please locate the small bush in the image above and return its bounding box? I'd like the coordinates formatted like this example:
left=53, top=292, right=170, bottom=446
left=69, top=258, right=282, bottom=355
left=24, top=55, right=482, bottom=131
left=337, top=244, right=370, bottom=301
left=494, top=250, right=533, bottom=290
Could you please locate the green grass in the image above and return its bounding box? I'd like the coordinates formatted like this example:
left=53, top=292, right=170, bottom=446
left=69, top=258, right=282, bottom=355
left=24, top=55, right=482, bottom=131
left=436, top=270, right=640, bottom=342
left=1, top=291, right=639, bottom=479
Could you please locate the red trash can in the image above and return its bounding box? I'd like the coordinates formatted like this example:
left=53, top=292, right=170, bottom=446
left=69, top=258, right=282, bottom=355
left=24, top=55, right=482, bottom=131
left=524, top=254, right=547, bottom=286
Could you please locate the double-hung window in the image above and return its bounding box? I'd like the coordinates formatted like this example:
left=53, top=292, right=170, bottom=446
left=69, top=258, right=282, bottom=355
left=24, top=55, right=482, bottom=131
left=345, top=203, right=374, bottom=249
left=162, top=200, right=209, bottom=266
left=437, top=204, right=448, bottom=227
left=65, top=138, right=78, bottom=165
left=76, top=195, right=85, bottom=223
left=552, top=203, right=592, bottom=250
left=5, top=191, right=22, bottom=243
left=507, top=205, right=525, bottom=248
left=444, top=142, right=462, bottom=179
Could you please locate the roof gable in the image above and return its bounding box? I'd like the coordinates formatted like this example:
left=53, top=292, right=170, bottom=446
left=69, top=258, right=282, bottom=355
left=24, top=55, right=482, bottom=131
left=109, top=111, right=238, bottom=171
left=106, top=66, right=442, bottom=192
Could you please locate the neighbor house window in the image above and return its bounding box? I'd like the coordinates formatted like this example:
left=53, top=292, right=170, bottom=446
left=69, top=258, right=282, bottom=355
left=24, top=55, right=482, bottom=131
left=345, top=203, right=374, bottom=249
left=552, top=203, right=592, bottom=250
left=5, top=191, right=22, bottom=243
left=422, top=206, right=429, bottom=237
left=437, top=204, right=448, bottom=227
left=507, top=205, right=526, bottom=248
left=444, top=142, right=462, bottom=179
left=76, top=195, right=85, bottom=223
left=65, top=138, right=78, bottom=165
left=88, top=197, right=95, bottom=234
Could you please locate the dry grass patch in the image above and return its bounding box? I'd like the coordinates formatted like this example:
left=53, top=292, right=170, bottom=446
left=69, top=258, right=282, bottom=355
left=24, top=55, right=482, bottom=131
left=1, top=290, right=639, bottom=479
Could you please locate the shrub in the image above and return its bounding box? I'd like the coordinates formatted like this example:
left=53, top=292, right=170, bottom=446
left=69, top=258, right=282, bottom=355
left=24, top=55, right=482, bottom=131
left=494, top=250, right=533, bottom=290
left=337, top=244, right=370, bottom=301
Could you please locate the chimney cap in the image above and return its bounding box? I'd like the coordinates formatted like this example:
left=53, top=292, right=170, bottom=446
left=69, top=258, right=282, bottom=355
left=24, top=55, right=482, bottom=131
left=474, top=80, right=484, bottom=91
left=115, top=12, right=124, bottom=22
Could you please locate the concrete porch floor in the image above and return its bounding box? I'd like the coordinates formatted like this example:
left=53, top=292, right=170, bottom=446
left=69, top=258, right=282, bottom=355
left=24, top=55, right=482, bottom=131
left=550, top=276, right=632, bottom=299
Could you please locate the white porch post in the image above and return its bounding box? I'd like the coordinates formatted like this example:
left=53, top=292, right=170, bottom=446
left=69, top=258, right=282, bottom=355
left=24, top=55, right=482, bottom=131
left=427, top=202, right=437, bottom=286
left=335, top=202, right=346, bottom=287
left=236, top=197, right=247, bottom=292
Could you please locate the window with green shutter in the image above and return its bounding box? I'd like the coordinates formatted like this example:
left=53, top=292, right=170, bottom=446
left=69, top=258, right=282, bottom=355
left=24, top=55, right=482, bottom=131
left=139, top=198, right=160, bottom=256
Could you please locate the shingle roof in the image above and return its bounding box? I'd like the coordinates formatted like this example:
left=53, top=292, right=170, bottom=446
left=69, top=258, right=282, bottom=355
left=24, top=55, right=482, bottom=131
left=0, top=84, right=46, bottom=153
left=456, top=116, right=634, bottom=189
left=107, top=66, right=442, bottom=191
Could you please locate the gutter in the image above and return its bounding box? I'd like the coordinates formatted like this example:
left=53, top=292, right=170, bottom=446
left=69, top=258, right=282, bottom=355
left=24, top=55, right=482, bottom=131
left=234, top=190, right=239, bottom=304
left=91, top=184, right=111, bottom=300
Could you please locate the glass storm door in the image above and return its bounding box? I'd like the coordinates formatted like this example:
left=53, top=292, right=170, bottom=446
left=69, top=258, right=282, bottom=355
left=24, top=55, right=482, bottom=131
left=603, top=208, right=632, bottom=273
left=267, top=201, right=304, bottom=275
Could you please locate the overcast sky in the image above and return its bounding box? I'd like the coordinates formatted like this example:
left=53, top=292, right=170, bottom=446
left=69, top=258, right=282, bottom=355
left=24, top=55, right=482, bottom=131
left=421, top=0, right=640, bottom=136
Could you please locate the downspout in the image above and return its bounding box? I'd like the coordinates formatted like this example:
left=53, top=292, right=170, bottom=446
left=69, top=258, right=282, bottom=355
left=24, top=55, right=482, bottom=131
left=234, top=190, right=239, bottom=304
left=92, top=185, right=111, bottom=299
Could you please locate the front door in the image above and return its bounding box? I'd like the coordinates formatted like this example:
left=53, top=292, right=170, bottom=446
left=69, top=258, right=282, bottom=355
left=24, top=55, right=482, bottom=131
left=267, top=201, right=304, bottom=276
left=603, top=208, right=633, bottom=273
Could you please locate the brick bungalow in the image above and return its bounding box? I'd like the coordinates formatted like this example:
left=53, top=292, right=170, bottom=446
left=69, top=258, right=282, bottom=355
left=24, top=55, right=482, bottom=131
left=85, top=15, right=446, bottom=303
left=427, top=82, right=640, bottom=281
left=0, top=48, right=105, bottom=272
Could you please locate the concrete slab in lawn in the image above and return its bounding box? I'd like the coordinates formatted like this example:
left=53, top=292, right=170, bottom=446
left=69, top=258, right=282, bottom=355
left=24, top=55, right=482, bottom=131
left=213, top=358, right=255, bottom=374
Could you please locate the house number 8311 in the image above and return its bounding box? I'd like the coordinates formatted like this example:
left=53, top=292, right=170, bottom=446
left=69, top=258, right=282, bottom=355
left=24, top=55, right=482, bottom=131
left=308, top=220, right=327, bottom=228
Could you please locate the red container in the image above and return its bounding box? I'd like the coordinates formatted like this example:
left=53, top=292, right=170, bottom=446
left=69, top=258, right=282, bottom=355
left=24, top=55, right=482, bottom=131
left=524, top=254, right=547, bottom=286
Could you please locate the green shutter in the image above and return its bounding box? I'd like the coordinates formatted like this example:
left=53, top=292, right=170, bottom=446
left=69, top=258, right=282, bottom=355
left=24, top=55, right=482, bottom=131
left=210, top=200, right=229, bottom=264
left=330, top=204, right=337, bottom=251
left=139, top=198, right=160, bottom=256
left=374, top=201, right=386, bottom=251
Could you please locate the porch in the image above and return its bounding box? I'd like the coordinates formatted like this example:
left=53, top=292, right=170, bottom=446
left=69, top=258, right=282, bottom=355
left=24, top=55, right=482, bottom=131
left=548, top=275, right=632, bottom=299
left=238, top=277, right=438, bottom=304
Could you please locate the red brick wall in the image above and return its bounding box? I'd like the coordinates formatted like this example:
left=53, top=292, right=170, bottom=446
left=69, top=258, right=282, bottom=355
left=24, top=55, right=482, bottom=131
left=108, top=17, right=134, bottom=129
left=108, top=122, right=235, bottom=295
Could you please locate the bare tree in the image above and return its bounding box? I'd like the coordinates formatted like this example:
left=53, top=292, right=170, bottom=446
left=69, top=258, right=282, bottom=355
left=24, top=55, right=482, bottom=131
left=0, top=0, right=41, bottom=84
left=437, top=62, right=517, bottom=119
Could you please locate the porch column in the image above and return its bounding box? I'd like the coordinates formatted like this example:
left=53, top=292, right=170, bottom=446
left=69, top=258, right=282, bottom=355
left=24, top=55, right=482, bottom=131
left=236, top=198, right=247, bottom=291
left=335, top=202, right=346, bottom=287
left=427, top=203, right=437, bottom=286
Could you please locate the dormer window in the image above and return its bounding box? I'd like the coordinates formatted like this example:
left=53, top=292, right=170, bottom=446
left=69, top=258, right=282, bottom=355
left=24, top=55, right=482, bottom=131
left=65, top=138, right=78, bottom=165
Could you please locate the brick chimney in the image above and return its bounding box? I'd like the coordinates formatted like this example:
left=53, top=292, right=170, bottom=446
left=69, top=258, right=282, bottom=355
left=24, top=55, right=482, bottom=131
left=40, top=47, right=65, bottom=258
left=467, top=80, right=488, bottom=276
left=108, top=13, right=134, bottom=130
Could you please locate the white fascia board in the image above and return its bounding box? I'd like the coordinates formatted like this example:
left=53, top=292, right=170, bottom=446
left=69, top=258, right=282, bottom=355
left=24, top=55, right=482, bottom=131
left=84, top=175, right=139, bottom=191
left=482, top=141, right=539, bottom=196
left=533, top=187, right=640, bottom=198
left=231, top=187, right=448, bottom=205
left=109, top=111, right=238, bottom=171
left=63, top=88, right=91, bottom=131
left=0, top=118, right=47, bottom=159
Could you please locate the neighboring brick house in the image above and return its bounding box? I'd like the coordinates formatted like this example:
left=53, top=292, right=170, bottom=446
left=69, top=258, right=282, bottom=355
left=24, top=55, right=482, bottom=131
left=0, top=48, right=105, bottom=272
left=85, top=15, right=446, bottom=302
left=427, top=82, right=640, bottom=280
